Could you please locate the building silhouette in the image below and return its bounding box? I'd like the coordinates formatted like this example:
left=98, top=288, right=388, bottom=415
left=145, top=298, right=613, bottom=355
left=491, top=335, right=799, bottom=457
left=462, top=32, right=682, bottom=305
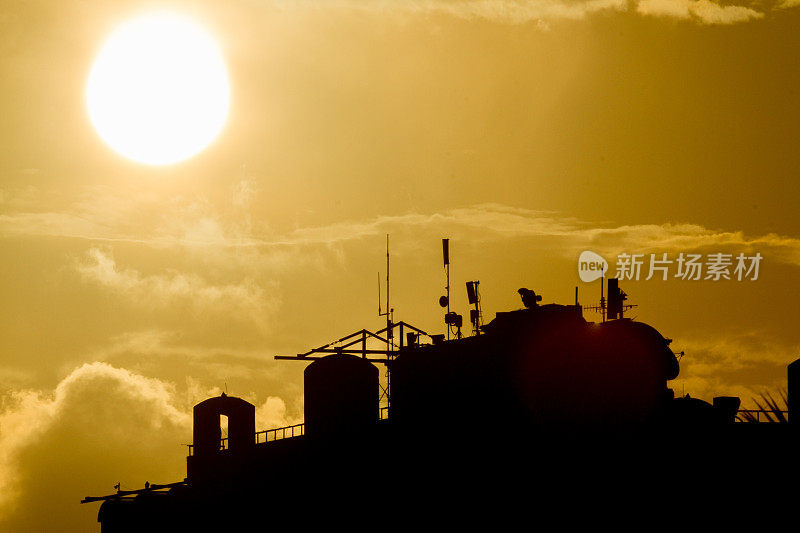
left=83, top=281, right=800, bottom=530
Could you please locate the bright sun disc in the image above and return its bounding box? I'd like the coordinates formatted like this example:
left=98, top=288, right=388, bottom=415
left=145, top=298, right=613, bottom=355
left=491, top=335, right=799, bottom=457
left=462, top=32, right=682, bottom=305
left=86, top=12, right=230, bottom=165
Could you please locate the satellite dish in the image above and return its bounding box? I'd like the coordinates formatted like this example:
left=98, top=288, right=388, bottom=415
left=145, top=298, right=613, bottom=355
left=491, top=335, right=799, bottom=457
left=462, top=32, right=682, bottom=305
left=439, top=295, right=449, bottom=308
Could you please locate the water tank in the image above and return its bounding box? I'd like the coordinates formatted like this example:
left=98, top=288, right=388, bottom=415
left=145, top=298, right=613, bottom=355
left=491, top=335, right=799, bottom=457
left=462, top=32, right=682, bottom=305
left=304, top=354, right=379, bottom=437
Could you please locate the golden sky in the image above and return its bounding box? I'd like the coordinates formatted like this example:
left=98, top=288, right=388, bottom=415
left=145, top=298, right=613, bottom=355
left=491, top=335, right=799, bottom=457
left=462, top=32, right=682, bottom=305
left=1, top=0, right=799, bottom=529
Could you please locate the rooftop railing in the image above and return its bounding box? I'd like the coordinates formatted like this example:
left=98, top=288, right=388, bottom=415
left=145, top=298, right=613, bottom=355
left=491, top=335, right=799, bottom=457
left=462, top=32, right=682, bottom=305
left=188, top=406, right=390, bottom=456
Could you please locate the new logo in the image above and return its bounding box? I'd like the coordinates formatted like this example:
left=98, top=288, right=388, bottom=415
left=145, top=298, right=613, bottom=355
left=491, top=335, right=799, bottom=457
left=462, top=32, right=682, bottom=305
left=578, top=251, right=608, bottom=282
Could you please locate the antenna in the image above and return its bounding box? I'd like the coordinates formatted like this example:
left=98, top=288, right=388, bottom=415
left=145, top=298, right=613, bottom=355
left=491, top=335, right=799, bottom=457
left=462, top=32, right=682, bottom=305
left=378, top=235, right=392, bottom=339
left=442, top=239, right=451, bottom=339
left=601, top=275, right=605, bottom=322
left=378, top=235, right=394, bottom=403
left=466, top=280, right=482, bottom=336
left=583, top=277, right=636, bottom=321
left=440, top=239, right=463, bottom=339
left=387, top=234, right=390, bottom=339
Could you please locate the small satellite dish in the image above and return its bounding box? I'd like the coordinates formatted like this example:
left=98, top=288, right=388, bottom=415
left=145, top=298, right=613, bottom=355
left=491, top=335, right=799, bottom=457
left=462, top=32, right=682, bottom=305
left=439, top=295, right=449, bottom=308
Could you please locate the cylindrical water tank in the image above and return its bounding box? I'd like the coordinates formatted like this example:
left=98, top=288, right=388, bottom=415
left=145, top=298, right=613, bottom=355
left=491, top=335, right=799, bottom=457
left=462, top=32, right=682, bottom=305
left=304, top=353, right=379, bottom=437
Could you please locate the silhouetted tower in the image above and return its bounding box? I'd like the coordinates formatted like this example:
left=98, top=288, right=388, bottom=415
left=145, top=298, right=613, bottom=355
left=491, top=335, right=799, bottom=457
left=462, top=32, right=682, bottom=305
left=192, top=394, right=255, bottom=456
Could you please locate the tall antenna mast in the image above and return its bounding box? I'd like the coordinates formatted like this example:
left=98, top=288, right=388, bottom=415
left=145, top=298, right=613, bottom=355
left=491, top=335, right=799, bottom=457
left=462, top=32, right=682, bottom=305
left=378, top=235, right=392, bottom=343
left=600, top=274, right=606, bottom=322
left=387, top=234, right=390, bottom=335
left=443, top=238, right=450, bottom=339
left=377, top=235, right=394, bottom=406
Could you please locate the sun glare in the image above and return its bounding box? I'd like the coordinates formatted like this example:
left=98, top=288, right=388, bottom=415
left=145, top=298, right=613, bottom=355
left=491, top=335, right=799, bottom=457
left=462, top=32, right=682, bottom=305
left=86, top=12, right=230, bottom=165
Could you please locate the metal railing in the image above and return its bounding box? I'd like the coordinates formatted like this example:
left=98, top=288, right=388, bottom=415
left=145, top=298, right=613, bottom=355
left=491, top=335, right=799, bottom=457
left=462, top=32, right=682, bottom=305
left=255, top=423, right=304, bottom=444
left=189, top=406, right=392, bottom=455
left=189, top=406, right=791, bottom=455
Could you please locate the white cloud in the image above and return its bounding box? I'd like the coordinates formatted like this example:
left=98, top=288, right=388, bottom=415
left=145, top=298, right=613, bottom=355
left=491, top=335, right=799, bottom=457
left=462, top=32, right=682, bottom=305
left=85, top=329, right=287, bottom=382
left=69, top=203, right=800, bottom=269
left=0, top=363, right=190, bottom=531
left=89, top=329, right=254, bottom=361
left=4, top=181, right=798, bottom=266
left=276, top=0, right=768, bottom=25
left=275, top=0, right=764, bottom=25
left=5, top=191, right=800, bottom=270
left=270, top=204, right=800, bottom=267
left=73, top=247, right=278, bottom=325
left=636, top=0, right=763, bottom=23
left=255, top=396, right=301, bottom=430
left=671, top=333, right=798, bottom=402
left=392, top=0, right=629, bottom=24
left=0, top=362, right=303, bottom=531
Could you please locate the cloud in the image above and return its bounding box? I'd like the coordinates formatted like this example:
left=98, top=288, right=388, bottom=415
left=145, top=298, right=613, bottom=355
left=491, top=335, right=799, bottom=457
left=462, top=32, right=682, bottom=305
left=671, top=333, right=798, bottom=402
left=387, top=0, right=628, bottom=24
left=73, top=247, right=278, bottom=325
left=89, top=329, right=260, bottom=361
left=255, top=396, right=301, bottom=430
left=0, top=185, right=264, bottom=248
left=0, top=211, right=111, bottom=241
left=269, top=0, right=626, bottom=24
left=85, top=329, right=290, bottom=383
left=0, top=361, right=303, bottom=531
left=4, top=190, right=800, bottom=268
left=274, top=0, right=765, bottom=25
left=268, top=204, right=800, bottom=267
left=636, top=0, right=764, bottom=23
left=0, top=368, right=35, bottom=392
left=0, top=363, right=190, bottom=532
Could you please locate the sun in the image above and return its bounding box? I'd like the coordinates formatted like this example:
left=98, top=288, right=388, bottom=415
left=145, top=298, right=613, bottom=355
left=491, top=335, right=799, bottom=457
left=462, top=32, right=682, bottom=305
left=86, top=12, right=230, bottom=165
